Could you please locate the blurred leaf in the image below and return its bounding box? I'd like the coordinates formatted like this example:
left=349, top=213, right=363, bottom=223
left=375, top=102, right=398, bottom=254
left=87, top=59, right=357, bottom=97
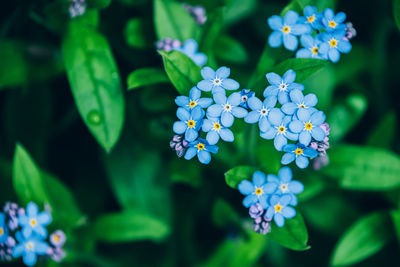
left=273, top=58, right=328, bottom=83
left=255, top=141, right=281, bottom=174
left=0, top=41, right=27, bottom=89
left=247, top=44, right=276, bottom=89
left=224, top=0, right=258, bottom=25
left=154, top=0, right=199, bottom=41
left=169, top=159, right=202, bottom=187
left=93, top=211, right=170, bottom=243
left=281, top=0, right=336, bottom=15
left=214, top=35, right=248, bottom=63
left=212, top=198, right=239, bottom=227
left=323, top=145, right=400, bottom=190
left=394, top=0, right=400, bottom=31
left=331, top=212, right=392, bottom=266
left=367, top=111, right=396, bottom=149
left=160, top=50, right=202, bottom=95
left=124, top=18, right=152, bottom=49
left=297, top=172, right=326, bottom=202
left=199, top=8, right=224, bottom=52
left=87, top=0, right=112, bottom=9
left=268, top=212, right=310, bottom=251
left=62, top=20, right=125, bottom=152
left=127, top=68, right=169, bottom=90
left=224, top=165, right=258, bottom=189
left=390, top=209, right=400, bottom=244
left=139, top=85, right=175, bottom=112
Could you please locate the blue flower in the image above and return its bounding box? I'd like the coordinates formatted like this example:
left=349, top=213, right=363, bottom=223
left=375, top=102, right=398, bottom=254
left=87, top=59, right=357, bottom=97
left=202, top=116, right=234, bottom=145
left=18, top=202, right=52, bottom=239
left=12, top=231, right=49, bottom=267
left=206, top=92, right=248, bottom=127
left=174, top=39, right=207, bottom=67
left=299, top=6, right=323, bottom=30
left=321, top=8, right=347, bottom=33
left=264, top=69, right=304, bottom=105
left=281, top=89, right=318, bottom=116
left=197, top=66, right=240, bottom=94
left=260, top=109, right=298, bottom=151
left=173, top=106, right=204, bottom=142
left=318, top=32, right=352, bottom=63
left=239, top=89, right=255, bottom=109
left=0, top=212, right=8, bottom=243
left=238, top=171, right=277, bottom=208
left=184, top=138, right=218, bottom=164
left=296, top=35, right=329, bottom=59
left=281, top=143, right=318, bottom=169
left=267, top=167, right=304, bottom=205
left=244, top=96, right=277, bottom=132
left=265, top=194, right=296, bottom=227
left=289, top=109, right=326, bottom=146
left=268, top=11, right=311, bottom=51
left=175, top=87, right=213, bottom=111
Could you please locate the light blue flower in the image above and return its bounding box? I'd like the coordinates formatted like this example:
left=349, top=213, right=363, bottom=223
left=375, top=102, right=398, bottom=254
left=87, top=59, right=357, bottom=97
left=0, top=212, right=8, bottom=243
left=281, top=89, right=318, bottom=116
left=244, top=96, right=277, bottom=132
left=207, top=92, right=248, bottom=127
left=265, top=194, right=296, bottom=227
left=299, top=6, right=323, bottom=30
left=296, top=35, right=329, bottom=59
left=289, top=109, right=326, bottom=146
left=238, top=171, right=277, bottom=208
left=175, top=87, right=213, bottom=111
left=12, top=231, right=49, bottom=267
left=202, top=116, right=234, bottom=145
left=197, top=66, right=240, bottom=94
left=281, top=143, right=318, bottom=169
left=260, top=109, right=298, bottom=151
left=174, top=39, right=207, bottom=67
left=267, top=167, right=304, bottom=206
left=264, top=69, right=304, bottom=105
left=318, top=31, right=352, bottom=63
left=268, top=11, right=311, bottom=51
left=239, top=89, right=255, bottom=109
left=321, top=8, right=347, bottom=33
left=173, top=106, right=204, bottom=142
left=184, top=138, right=218, bottom=164
left=18, top=202, right=52, bottom=239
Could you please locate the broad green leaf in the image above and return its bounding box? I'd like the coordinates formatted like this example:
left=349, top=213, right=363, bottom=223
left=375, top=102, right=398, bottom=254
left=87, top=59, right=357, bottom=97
left=273, top=58, right=328, bottom=83
left=367, top=111, right=396, bottom=149
left=93, top=211, right=170, bottom=243
left=0, top=41, right=27, bottom=89
left=224, top=0, right=257, bottom=25
left=268, top=213, right=310, bottom=251
left=124, top=18, right=152, bottom=49
left=127, top=68, right=169, bottom=90
left=214, top=35, right=248, bottom=63
left=281, top=0, right=336, bottom=15
left=212, top=198, right=240, bottom=228
left=390, top=209, right=400, bottom=244
left=160, top=50, right=202, bottom=95
left=331, top=212, right=392, bottom=266
left=154, top=0, right=199, bottom=41
left=62, top=20, right=125, bottom=152
left=323, top=145, right=400, bottom=190
left=394, top=0, right=400, bottom=31
left=224, top=165, right=258, bottom=189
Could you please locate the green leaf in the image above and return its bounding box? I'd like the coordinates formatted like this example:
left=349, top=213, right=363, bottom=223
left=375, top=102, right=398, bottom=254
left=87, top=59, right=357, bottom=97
left=214, top=35, right=248, bottom=63
left=390, top=209, right=400, bottom=244
left=268, top=212, right=310, bottom=251
left=0, top=41, right=27, bottom=89
left=62, top=20, right=125, bottom=152
left=160, top=50, right=202, bottom=95
left=154, top=0, right=199, bottom=41
left=169, top=159, right=202, bottom=187
left=273, top=58, right=328, bottom=83
left=87, top=0, right=112, bottom=9
left=127, top=68, right=169, bottom=90
left=224, top=166, right=258, bottom=189
left=212, top=198, right=239, bottom=228
left=394, top=0, right=400, bottom=31
left=93, top=211, right=170, bottom=243
left=281, top=0, right=336, bottom=15
left=331, top=212, right=392, bottom=266
left=224, top=0, right=258, bottom=25
left=323, top=145, right=400, bottom=190
left=367, top=111, right=397, bottom=149
left=124, top=18, right=152, bottom=49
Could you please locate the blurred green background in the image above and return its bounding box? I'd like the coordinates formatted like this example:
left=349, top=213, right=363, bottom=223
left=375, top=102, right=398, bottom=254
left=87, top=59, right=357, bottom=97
left=1, top=0, right=400, bottom=266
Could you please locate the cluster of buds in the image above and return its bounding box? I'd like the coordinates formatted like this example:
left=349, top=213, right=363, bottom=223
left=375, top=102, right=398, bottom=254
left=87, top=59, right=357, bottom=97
left=69, top=0, right=86, bottom=18
left=170, top=134, right=189, bottom=157
left=182, top=3, right=207, bottom=25
left=156, top=38, right=181, bottom=52
left=310, top=123, right=331, bottom=170
left=343, top=22, right=357, bottom=41
left=249, top=203, right=271, bottom=235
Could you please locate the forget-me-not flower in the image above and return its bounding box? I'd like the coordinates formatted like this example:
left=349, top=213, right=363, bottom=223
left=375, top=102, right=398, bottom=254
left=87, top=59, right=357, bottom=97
left=318, top=31, right=352, bottom=63
left=281, top=89, right=318, bottom=116
left=12, top=231, right=49, bottom=267
left=207, top=92, right=248, bottom=127
left=238, top=171, right=277, bottom=208
left=289, top=109, right=326, bottom=146
left=244, top=96, right=277, bottom=132
left=239, top=89, right=255, bottom=109
left=173, top=106, right=204, bottom=142
left=296, top=35, right=329, bottom=59
left=299, top=6, right=322, bottom=30
left=174, top=39, right=207, bottom=67
left=321, top=8, right=347, bottom=33
left=197, top=66, right=240, bottom=94
left=268, top=11, right=311, bottom=51
left=265, top=194, right=296, bottom=227
left=184, top=138, right=218, bottom=164
left=202, top=116, right=234, bottom=145
left=267, top=167, right=304, bottom=205
left=175, top=87, right=213, bottom=111
left=0, top=213, right=8, bottom=243
left=18, top=202, right=52, bottom=239
left=281, top=143, right=318, bottom=168
left=264, top=69, right=304, bottom=105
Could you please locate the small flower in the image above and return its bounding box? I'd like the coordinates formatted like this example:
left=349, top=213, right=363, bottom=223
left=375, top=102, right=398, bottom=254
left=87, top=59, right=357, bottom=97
left=206, top=92, right=248, bottom=127
left=202, top=116, right=234, bottom=145
left=182, top=3, right=207, bottom=25
left=50, top=230, right=66, bottom=248
left=18, top=202, right=52, bottom=239
left=281, top=143, right=318, bottom=168
left=239, top=89, right=255, bottom=109
left=174, top=39, right=207, bottom=67
left=253, top=216, right=271, bottom=235
left=48, top=247, right=66, bottom=262
left=170, top=134, right=189, bottom=157
left=173, top=106, right=204, bottom=142
left=264, top=69, right=304, bottom=105
left=265, top=194, right=296, bottom=227
left=267, top=167, right=304, bottom=205
left=12, top=231, right=50, bottom=267
left=296, top=35, right=329, bottom=59
left=156, top=38, right=181, bottom=52
left=238, top=171, right=277, bottom=208
left=249, top=203, right=264, bottom=219
left=268, top=11, right=311, bottom=51
left=197, top=66, right=240, bottom=94
left=288, top=109, right=326, bottom=146
left=260, top=109, right=298, bottom=151
left=175, top=87, right=213, bottom=111
left=3, top=202, right=24, bottom=231
left=321, top=8, right=347, bottom=33
left=312, top=153, right=329, bottom=170
left=244, top=96, right=277, bottom=132
left=69, top=0, right=86, bottom=18
left=343, top=22, right=357, bottom=41
left=318, top=31, right=352, bottom=63
left=184, top=138, right=218, bottom=164
left=0, top=236, right=15, bottom=261
left=281, top=89, right=318, bottom=116
left=299, top=6, right=323, bottom=30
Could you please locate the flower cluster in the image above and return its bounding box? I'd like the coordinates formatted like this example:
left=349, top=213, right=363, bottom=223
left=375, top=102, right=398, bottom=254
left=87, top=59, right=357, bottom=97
left=268, top=6, right=355, bottom=62
left=0, top=202, right=66, bottom=266
left=238, top=167, right=303, bottom=230
left=157, top=39, right=207, bottom=67
left=182, top=3, right=207, bottom=25
left=69, top=0, right=86, bottom=18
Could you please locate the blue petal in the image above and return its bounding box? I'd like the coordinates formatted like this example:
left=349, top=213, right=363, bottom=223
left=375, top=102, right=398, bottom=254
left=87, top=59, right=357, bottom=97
left=304, top=147, right=318, bottom=158
left=206, top=131, right=220, bottom=145
left=185, top=128, right=198, bottom=142
left=243, top=195, right=257, bottom=208
left=264, top=96, right=278, bottom=108
left=245, top=110, right=260, bottom=123
left=297, top=108, right=311, bottom=122
left=206, top=144, right=219, bottom=154
left=281, top=152, right=295, bottom=165
left=299, top=131, right=311, bottom=145
left=274, top=134, right=287, bottom=151
left=304, top=6, right=316, bottom=16
left=310, top=111, right=326, bottom=125
left=198, top=150, right=211, bottom=164
left=274, top=213, right=285, bottom=227
left=280, top=194, right=292, bottom=206
left=23, top=251, right=37, bottom=267
left=201, top=67, right=215, bottom=79
left=266, top=72, right=282, bottom=85
left=191, top=106, right=204, bottom=121
left=282, top=206, right=296, bottom=219
left=300, top=34, right=314, bottom=48
left=213, top=92, right=227, bottom=104
left=266, top=207, right=274, bottom=219
left=289, top=120, right=303, bottom=133
left=175, top=96, right=190, bottom=107
left=197, top=80, right=213, bottom=92
left=278, top=91, right=290, bottom=104
left=173, top=121, right=187, bottom=134
left=27, top=202, right=39, bottom=216
left=177, top=107, right=190, bottom=121
left=263, top=183, right=278, bottom=194
left=221, top=112, right=234, bottom=127
left=289, top=89, right=303, bottom=103
left=284, top=10, right=299, bottom=25
left=268, top=31, right=283, bottom=47
left=248, top=96, right=263, bottom=110
left=227, top=92, right=241, bottom=106
left=270, top=195, right=280, bottom=205
left=282, top=144, right=297, bottom=152
left=283, top=69, right=296, bottom=83
left=286, top=131, right=299, bottom=141
left=238, top=180, right=255, bottom=195
left=232, top=107, right=248, bottom=118
left=34, top=240, right=50, bottom=254
left=291, top=24, right=311, bottom=35
left=202, top=119, right=213, bottom=132
left=192, top=53, right=207, bottom=67
left=304, top=94, right=318, bottom=107
left=216, top=66, right=230, bottom=79
left=260, top=128, right=276, bottom=140
left=312, top=126, right=325, bottom=141
left=267, top=174, right=280, bottom=183
left=296, top=155, right=309, bottom=168
left=283, top=34, right=298, bottom=51
left=189, top=87, right=201, bottom=100
left=222, top=79, right=239, bottom=90
left=34, top=226, right=47, bottom=238
left=329, top=48, right=340, bottom=63
left=324, top=8, right=335, bottom=20
left=268, top=108, right=284, bottom=126
left=207, top=104, right=223, bottom=117
left=264, top=85, right=279, bottom=97
left=337, top=40, right=352, bottom=53
left=253, top=171, right=266, bottom=187
left=219, top=128, right=234, bottom=142
left=278, top=167, right=292, bottom=182
left=12, top=244, right=25, bottom=257
left=335, top=12, right=346, bottom=23
left=289, top=181, right=304, bottom=194
left=296, top=48, right=312, bottom=58
left=282, top=103, right=298, bottom=115
left=212, top=86, right=225, bottom=95
left=259, top=117, right=271, bottom=132
left=259, top=194, right=269, bottom=208
left=197, top=98, right=213, bottom=108
left=268, top=15, right=283, bottom=30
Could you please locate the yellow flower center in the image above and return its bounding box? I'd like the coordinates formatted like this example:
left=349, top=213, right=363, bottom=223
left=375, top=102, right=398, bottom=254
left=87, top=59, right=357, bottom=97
left=213, top=78, right=222, bottom=86
left=275, top=204, right=282, bottom=213
left=280, top=184, right=288, bottom=191
left=299, top=104, right=306, bottom=108
left=26, top=242, right=35, bottom=251
left=329, top=21, right=337, bottom=28
left=53, top=234, right=60, bottom=243
left=307, top=15, right=315, bottom=23
left=255, top=188, right=263, bottom=196
left=29, top=218, right=37, bottom=227
left=187, top=120, right=195, bottom=128
left=305, top=122, right=313, bottom=130
left=213, top=122, right=221, bottom=130
left=295, top=148, right=303, bottom=155
left=278, top=126, right=286, bottom=133
left=189, top=101, right=197, bottom=108
left=282, top=26, right=290, bottom=33
left=196, top=143, right=205, bottom=150
left=312, top=47, right=319, bottom=54
left=329, top=39, right=337, bottom=47
left=0, top=227, right=4, bottom=235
